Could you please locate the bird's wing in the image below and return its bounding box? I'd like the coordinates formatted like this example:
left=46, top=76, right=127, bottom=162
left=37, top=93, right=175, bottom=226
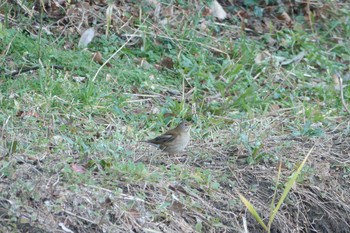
left=147, top=132, right=176, bottom=144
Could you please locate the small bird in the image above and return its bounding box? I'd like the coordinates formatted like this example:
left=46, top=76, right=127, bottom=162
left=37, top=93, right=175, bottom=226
left=143, top=120, right=192, bottom=154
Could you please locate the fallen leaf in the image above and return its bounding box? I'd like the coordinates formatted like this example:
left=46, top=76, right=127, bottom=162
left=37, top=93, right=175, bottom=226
left=106, top=73, right=112, bottom=81
left=154, top=64, right=162, bottom=70
left=16, top=110, right=24, bottom=117
left=280, top=51, right=305, bottom=66
left=277, top=11, right=294, bottom=27
left=254, top=50, right=271, bottom=65
left=332, top=73, right=348, bottom=91
left=71, top=164, right=86, bottom=173
left=162, top=6, right=174, bottom=17
left=270, top=104, right=281, bottom=111
left=131, top=86, right=139, bottom=93
left=72, top=75, right=86, bottom=82
left=211, top=0, right=227, bottom=20
left=159, top=56, right=174, bottom=69
left=92, top=52, right=112, bottom=67
left=332, top=73, right=340, bottom=90
left=134, top=58, right=152, bottom=69
left=16, top=111, right=41, bottom=119
left=78, top=27, right=95, bottom=48
left=92, top=51, right=103, bottom=64
left=237, top=10, right=248, bottom=20
left=202, top=6, right=211, bottom=17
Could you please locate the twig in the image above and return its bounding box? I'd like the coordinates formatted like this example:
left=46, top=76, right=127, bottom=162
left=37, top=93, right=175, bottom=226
left=142, top=30, right=230, bottom=58
left=92, top=17, right=147, bottom=82
left=63, top=209, right=97, bottom=224
left=3, top=65, right=65, bottom=78
left=242, top=216, right=249, bottom=233
left=83, top=184, right=146, bottom=203
left=337, top=72, right=350, bottom=115
left=125, top=98, right=152, bottom=103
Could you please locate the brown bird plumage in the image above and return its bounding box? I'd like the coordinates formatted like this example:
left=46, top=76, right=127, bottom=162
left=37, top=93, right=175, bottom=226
left=143, top=121, right=192, bottom=154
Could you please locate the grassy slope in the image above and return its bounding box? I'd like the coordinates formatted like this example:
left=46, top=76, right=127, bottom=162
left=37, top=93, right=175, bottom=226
left=1, top=1, right=350, bottom=232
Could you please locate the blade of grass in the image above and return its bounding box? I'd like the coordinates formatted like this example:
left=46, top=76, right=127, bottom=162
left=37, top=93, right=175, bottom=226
left=106, top=3, right=113, bottom=37
left=269, top=160, right=282, bottom=214
left=267, top=146, right=314, bottom=229
left=238, top=192, right=268, bottom=231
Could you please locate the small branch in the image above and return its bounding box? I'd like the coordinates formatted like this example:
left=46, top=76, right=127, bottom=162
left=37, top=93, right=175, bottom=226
left=3, top=65, right=65, bottom=78
left=337, top=72, right=350, bottom=116
left=63, top=209, right=97, bottom=225
left=92, top=18, right=146, bottom=82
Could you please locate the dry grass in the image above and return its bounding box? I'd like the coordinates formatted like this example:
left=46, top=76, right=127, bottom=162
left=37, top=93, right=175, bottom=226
left=1, top=110, right=350, bottom=232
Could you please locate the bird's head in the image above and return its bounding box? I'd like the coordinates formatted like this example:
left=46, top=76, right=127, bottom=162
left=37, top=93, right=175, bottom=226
left=178, top=120, right=192, bottom=132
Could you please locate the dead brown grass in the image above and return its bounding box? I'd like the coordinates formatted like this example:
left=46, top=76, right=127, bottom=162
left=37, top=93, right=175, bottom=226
left=1, top=114, right=350, bottom=232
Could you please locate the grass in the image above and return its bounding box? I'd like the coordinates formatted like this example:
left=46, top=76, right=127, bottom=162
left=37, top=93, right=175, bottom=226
left=239, top=146, right=314, bottom=232
left=1, top=0, right=350, bottom=232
